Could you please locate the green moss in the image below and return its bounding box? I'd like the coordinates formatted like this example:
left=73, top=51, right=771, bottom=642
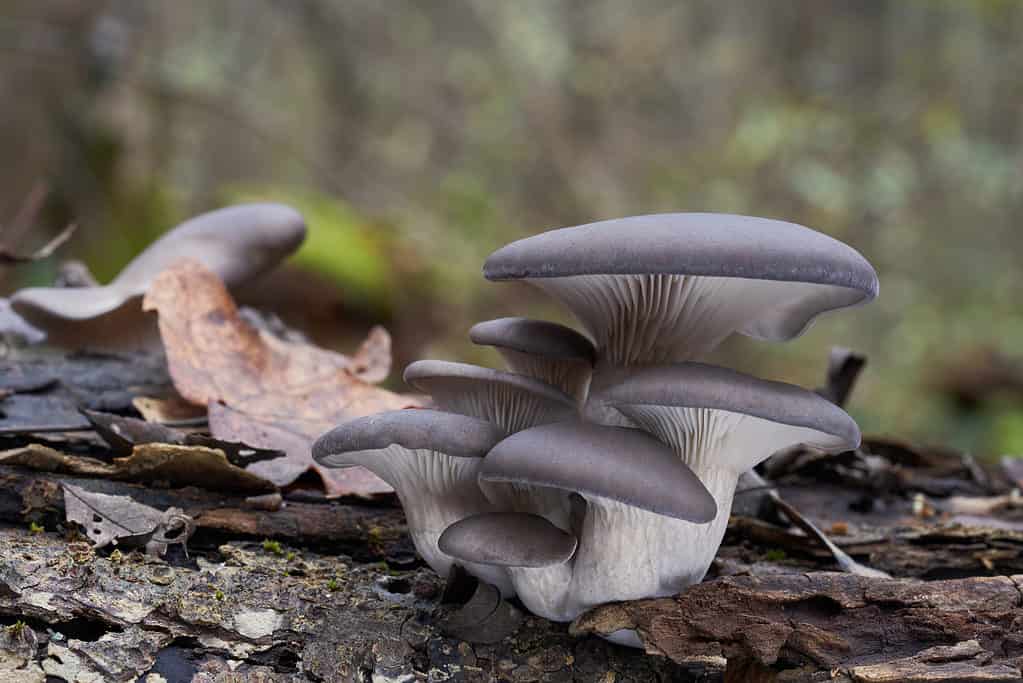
left=222, top=186, right=394, bottom=312
left=262, top=539, right=283, bottom=556
left=764, top=549, right=787, bottom=562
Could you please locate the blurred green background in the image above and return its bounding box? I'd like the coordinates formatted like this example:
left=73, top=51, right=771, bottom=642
left=1, top=1, right=1021, bottom=456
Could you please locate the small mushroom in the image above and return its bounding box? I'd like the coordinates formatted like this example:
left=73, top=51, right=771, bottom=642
left=472, top=420, right=715, bottom=622
left=469, top=317, right=595, bottom=401
left=403, top=360, right=576, bottom=433
left=404, top=359, right=579, bottom=527
left=11, top=203, right=306, bottom=351
left=589, top=361, right=860, bottom=600
left=483, top=213, right=878, bottom=368
left=312, top=409, right=513, bottom=595
left=439, top=511, right=578, bottom=622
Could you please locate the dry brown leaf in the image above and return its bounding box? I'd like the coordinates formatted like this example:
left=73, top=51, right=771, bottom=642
left=0, top=443, right=274, bottom=494
left=113, top=443, right=275, bottom=494
left=133, top=395, right=207, bottom=422
left=142, top=260, right=420, bottom=497
left=62, top=483, right=194, bottom=555
left=349, top=325, right=392, bottom=383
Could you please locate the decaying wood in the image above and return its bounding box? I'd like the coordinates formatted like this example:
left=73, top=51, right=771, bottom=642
left=0, top=465, right=406, bottom=559
left=573, top=572, right=1023, bottom=681
left=0, top=526, right=693, bottom=682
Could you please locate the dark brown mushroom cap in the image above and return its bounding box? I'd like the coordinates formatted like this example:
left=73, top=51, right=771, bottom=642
left=439, top=512, right=578, bottom=567
left=403, top=360, right=576, bottom=408
left=480, top=421, right=716, bottom=523
left=312, top=409, right=506, bottom=468
left=483, top=213, right=878, bottom=299
left=591, top=362, right=861, bottom=449
left=469, top=318, right=596, bottom=365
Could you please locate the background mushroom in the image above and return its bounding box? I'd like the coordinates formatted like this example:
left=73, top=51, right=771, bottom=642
left=469, top=317, right=595, bottom=402
left=312, top=408, right=514, bottom=595
left=11, top=203, right=306, bottom=351
left=483, top=213, right=878, bottom=369
left=476, top=420, right=716, bottom=624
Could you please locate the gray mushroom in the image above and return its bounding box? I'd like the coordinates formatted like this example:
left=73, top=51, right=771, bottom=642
left=403, top=360, right=576, bottom=433
left=469, top=317, right=595, bottom=401
left=312, top=409, right=513, bottom=595
left=472, top=420, right=715, bottom=623
left=439, top=511, right=578, bottom=622
left=11, top=203, right=306, bottom=351
left=404, top=359, right=580, bottom=528
left=483, top=213, right=878, bottom=368
left=589, top=362, right=860, bottom=605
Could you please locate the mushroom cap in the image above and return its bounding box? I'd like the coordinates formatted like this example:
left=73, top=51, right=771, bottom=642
left=480, top=421, right=716, bottom=523
left=404, top=360, right=575, bottom=406
left=469, top=318, right=596, bottom=365
left=591, top=362, right=861, bottom=450
left=312, top=409, right=506, bottom=468
left=439, top=512, right=578, bottom=567
left=483, top=213, right=877, bottom=297
left=403, top=360, right=577, bottom=433
left=11, top=203, right=306, bottom=325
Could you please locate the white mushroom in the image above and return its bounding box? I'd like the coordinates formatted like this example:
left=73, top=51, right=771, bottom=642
left=468, top=420, right=716, bottom=623
left=312, top=409, right=514, bottom=595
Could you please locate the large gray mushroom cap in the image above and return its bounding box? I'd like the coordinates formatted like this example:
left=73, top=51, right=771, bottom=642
left=11, top=203, right=306, bottom=350
left=403, top=360, right=576, bottom=433
left=439, top=512, right=578, bottom=568
left=312, top=408, right=506, bottom=468
left=483, top=213, right=878, bottom=365
left=481, top=421, right=717, bottom=523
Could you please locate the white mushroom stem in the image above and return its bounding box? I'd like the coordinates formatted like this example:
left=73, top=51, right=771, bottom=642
left=339, top=446, right=513, bottom=595
left=478, top=481, right=573, bottom=532
left=576, top=465, right=735, bottom=603
left=533, top=274, right=821, bottom=365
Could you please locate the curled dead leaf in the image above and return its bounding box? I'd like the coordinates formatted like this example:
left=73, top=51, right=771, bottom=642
left=142, top=260, right=420, bottom=497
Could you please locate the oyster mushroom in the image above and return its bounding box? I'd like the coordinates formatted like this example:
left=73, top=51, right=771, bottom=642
left=589, top=362, right=860, bottom=598
left=403, top=360, right=576, bottom=433
left=404, top=359, right=579, bottom=527
left=483, top=213, right=878, bottom=369
left=461, top=420, right=716, bottom=624
left=11, top=203, right=306, bottom=350
left=469, top=317, right=595, bottom=402
left=311, top=409, right=513, bottom=595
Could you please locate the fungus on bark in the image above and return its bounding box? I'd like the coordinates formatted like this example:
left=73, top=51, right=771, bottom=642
left=311, top=408, right=513, bottom=594
left=11, top=203, right=306, bottom=350
left=483, top=213, right=878, bottom=368
left=587, top=362, right=860, bottom=604
left=450, top=420, right=716, bottom=623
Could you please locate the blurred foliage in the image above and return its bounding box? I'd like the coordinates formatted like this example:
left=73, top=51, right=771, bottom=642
left=224, top=187, right=395, bottom=312
left=1, top=0, right=1022, bottom=455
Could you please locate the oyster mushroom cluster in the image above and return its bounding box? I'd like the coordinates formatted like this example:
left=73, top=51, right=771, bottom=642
left=313, top=213, right=878, bottom=647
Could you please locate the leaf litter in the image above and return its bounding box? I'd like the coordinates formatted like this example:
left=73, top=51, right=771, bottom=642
left=142, top=259, right=421, bottom=497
